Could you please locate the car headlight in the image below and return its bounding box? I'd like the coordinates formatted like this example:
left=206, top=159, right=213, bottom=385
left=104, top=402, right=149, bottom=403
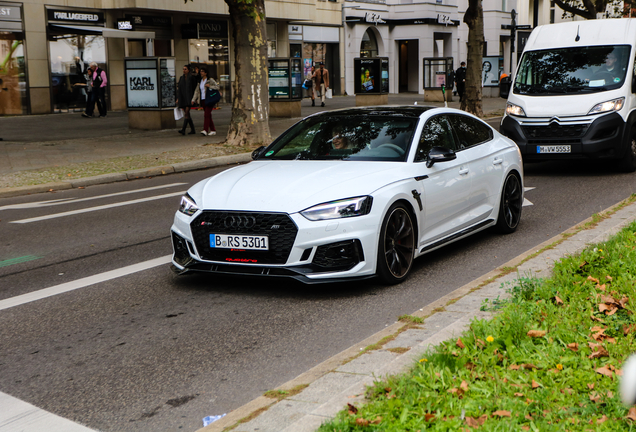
left=588, top=97, right=625, bottom=115
left=300, top=196, right=373, bottom=221
left=506, top=102, right=526, bottom=117
left=178, top=193, right=199, bottom=216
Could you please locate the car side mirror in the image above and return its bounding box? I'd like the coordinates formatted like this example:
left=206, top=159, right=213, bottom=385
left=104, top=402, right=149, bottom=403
left=251, top=145, right=266, bottom=160
left=426, top=146, right=456, bottom=168
left=499, top=76, right=512, bottom=99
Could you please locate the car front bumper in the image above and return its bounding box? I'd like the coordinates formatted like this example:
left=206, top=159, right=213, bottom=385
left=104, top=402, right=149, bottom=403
left=170, top=209, right=381, bottom=283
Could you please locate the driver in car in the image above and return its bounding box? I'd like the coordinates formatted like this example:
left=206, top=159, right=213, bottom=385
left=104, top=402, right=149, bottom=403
left=330, top=126, right=350, bottom=150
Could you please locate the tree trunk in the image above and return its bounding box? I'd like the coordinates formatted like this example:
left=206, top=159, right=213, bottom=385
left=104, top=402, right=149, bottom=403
left=224, top=0, right=271, bottom=146
left=462, top=0, right=484, bottom=118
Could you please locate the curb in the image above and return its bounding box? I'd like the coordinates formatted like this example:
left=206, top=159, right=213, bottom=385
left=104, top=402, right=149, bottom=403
left=0, top=153, right=253, bottom=199
left=196, top=196, right=636, bottom=432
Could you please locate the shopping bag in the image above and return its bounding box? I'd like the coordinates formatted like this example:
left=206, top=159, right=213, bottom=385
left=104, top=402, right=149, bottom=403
left=302, top=79, right=312, bottom=90
left=325, top=88, right=333, bottom=99
left=206, top=89, right=222, bottom=107
left=174, top=107, right=184, bottom=121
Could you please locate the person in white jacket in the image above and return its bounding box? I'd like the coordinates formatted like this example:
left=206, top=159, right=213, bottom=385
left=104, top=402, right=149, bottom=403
left=191, top=67, right=220, bottom=136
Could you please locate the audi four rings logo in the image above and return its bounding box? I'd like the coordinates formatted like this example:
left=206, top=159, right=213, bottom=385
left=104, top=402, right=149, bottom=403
left=224, top=215, right=256, bottom=228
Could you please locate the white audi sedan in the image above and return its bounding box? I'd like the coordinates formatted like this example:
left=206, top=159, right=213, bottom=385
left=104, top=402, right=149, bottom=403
left=171, top=106, right=523, bottom=284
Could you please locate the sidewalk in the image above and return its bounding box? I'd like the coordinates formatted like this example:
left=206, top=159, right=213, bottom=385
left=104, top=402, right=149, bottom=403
left=197, top=194, right=636, bottom=432
left=0, top=95, right=507, bottom=198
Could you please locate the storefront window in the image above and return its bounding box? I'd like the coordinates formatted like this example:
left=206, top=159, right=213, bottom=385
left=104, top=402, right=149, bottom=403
left=49, top=34, right=106, bottom=112
left=360, top=28, right=378, bottom=58
left=0, top=32, right=27, bottom=115
left=189, top=38, right=230, bottom=103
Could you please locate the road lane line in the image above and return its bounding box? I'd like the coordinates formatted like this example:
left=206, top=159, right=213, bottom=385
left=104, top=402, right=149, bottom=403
left=0, top=255, right=42, bottom=268
left=0, top=183, right=188, bottom=212
left=9, top=192, right=185, bottom=224
left=0, top=255, right=172, bottom=311
left=0, top=391, right=96, bottom=431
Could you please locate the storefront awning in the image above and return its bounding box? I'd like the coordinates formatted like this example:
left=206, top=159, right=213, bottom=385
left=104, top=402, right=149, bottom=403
left=50, top=24, right=155, bottom=39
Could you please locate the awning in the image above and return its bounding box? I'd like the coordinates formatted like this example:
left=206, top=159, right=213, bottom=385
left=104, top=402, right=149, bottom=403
left=49, top=24, right=155, bottom=39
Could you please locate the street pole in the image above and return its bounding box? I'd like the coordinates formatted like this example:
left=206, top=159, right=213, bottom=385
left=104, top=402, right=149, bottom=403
left=510, top=9, right=516, bottom=76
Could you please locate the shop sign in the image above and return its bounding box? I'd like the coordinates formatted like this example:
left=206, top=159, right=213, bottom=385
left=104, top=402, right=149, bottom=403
left=365, top=12, right=386, bottom=25
left=117, top=20, right=134, bottom=30
left=437, top=14, right=451, bottom=25
left=126, top=69, right=159, bottom=108
left=126, top=14, right=171, bottom=28
left=47, top=9, right=104, bottom=24
left=0, top=6, right=21, bottom=21
left=195, top=20, right=228, bottom=38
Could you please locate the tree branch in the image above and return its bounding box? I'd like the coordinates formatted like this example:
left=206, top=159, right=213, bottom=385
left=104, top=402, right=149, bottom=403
left=552, top=0, right=597, bottom=19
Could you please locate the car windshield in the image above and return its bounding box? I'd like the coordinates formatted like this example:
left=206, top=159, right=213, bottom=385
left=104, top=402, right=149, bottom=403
left=258, top=115, right=417, bottom=162
left=513, top=45, right=630, bottom=95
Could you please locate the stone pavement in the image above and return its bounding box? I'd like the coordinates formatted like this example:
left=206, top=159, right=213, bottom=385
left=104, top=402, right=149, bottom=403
left=198, top=197, right=636, bottom=432
left=0, top=94, right=507, bottom=198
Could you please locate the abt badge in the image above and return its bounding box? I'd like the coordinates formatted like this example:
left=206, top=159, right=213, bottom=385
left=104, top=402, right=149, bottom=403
left=271, top=225, right=280, bottom=230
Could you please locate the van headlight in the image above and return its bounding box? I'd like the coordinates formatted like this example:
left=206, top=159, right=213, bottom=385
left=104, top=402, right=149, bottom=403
left=506, top=102, right=526, bottom=117
left=588, top=97, right=625, bottom=115
left=300, top=196, right=373, bottom=221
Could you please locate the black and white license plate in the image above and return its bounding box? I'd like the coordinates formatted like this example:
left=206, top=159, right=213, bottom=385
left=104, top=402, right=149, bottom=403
left=537, top=145, right=571, bottom=154
left=210, top=234, right=269, bottom=250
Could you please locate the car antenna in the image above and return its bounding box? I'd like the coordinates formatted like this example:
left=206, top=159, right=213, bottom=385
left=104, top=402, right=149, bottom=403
left=575, top=25, right=580, bottom=42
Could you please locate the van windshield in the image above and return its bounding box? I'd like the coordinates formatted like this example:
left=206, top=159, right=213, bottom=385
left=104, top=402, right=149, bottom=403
left=513, top=45, right=631, bottom=95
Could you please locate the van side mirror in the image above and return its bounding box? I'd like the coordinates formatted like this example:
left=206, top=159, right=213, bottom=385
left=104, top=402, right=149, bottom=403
left=632, top=75, right=636, bottom=94
left=426, top=147, right=457, bottom=168
left=499, top=76, right=512, bottom=99
left=251, top=145, right=266, bottom=160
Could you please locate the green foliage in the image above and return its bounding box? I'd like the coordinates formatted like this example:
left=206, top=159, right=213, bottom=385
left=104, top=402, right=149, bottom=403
left=317, top=221, right=636, bottom=431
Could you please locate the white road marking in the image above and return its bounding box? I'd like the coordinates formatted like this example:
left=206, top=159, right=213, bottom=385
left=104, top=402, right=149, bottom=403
left=0, top=391, right=96, bottom=431
left=9, top=191, right=185, bottom=224
left=0, top=183, right=187, bottom=212
left=0, top=255, right=172, bottom=311
left=523, top=186, right=534, bottom=207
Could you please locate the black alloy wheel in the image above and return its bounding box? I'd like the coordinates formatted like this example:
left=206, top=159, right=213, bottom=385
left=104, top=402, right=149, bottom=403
left=495, top=172, right=523, bottom=234
left=377, top=203, right=416, bottom=284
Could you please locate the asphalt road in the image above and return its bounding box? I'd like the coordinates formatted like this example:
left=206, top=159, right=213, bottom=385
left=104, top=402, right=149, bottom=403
left=1, top=157, right=636, bottom=431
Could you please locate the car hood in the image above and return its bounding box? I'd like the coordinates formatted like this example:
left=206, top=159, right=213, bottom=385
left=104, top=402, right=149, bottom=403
left=189, top=161, right=408, bottom=213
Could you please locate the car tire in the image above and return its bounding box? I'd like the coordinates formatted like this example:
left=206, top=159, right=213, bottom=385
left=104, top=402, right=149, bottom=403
left=619, top=127, right=636, bottom=173
left=377, top=203, right=416, bottom=284
left=495, top=172, right=523, bottom=234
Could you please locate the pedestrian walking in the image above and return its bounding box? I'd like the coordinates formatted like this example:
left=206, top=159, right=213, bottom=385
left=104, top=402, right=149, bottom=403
left=455, top=61, right=467, bottom=103
left=306, top=65, right=316, bottom=106
left=314, top=62, right=329, bottom=107
left=176, top=64, right=197, bottom=135
left=81, top=66, right=103, bottom=118
left=82, top=62, right=107, bottom=118
left=192, top=67, right=220, bottom=136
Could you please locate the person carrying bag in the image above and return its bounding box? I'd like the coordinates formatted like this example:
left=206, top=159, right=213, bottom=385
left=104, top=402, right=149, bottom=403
left=176, top=64, right=197, bottom=135
left=191, top=67, right=220, bottom=136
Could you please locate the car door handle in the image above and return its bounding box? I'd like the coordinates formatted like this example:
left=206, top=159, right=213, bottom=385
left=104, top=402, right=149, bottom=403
left=493, top=158, right=504, bottom=165
left=459, top=168, right=469, bottom=175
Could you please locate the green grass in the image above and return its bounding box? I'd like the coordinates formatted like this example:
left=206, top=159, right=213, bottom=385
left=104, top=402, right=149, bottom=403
left=318, top=222, right=636, bottom=431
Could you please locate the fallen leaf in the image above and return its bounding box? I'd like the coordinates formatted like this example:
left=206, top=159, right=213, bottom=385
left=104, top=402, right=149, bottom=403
left=587, top=383, right=595, bottom=390
left=522, top=363, right=539, bottom=370
left=595, top=365, right=614, bottom=378
left=579, top=261, right=588, bottom=268
left=589, top=345, right=609, bottom=359
left=527, top=330, right=546, bottom=338
left=424, top=413, right=435, bottom=422
left=355, top=418, right=369, bottom=426
left=607, top=391, right=614, bottom=398
left=492, top=410, right=511, bottom=417
left=456, top=338, right=465, bottom=349
left=521, top=427, right=530, bottom=431
left=347, top=403, right=358, bottom=414
left=514, top=392, right=524, bottom=397
left=588, top=276, right=600, bottom=284
left=597, top=283, right=606, bottom=291
left=591, top=315, right=605, bottom=322
left=525, top=414, right=533, bottom=420
left=624, top=324, right=635, bottom=335
left=567, top=342, right=579, bottom=352
left=627, top=407, right=636, bottom=422
left=597, top=415, right=608, bottom=424
left=509, top=364, right=520, bottom=370
left=606, top=275, right=613, bottom=281
left=476, top=339, right=486, bottom=349
left=465, top=415, right=487, bottom=427
left=460, top=380, right=469, bottom=391
left=532, top=380, right=541, bottom=389
left=371, top=416, right=382, bottom=424
left=589, top=392, right=600, bottom=403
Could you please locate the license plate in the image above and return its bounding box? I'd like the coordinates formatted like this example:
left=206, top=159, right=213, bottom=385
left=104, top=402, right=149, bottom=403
left=210, top=234, right=269, bottom=250
left=537, top=145, right=571, bottom=154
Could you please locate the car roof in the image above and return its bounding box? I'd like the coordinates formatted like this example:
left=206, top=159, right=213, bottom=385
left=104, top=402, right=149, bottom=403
left=310, top=106, right=435, bottom=119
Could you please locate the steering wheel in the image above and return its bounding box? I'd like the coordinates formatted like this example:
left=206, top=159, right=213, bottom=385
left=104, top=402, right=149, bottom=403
left=377, top=143, right=405, bottom=155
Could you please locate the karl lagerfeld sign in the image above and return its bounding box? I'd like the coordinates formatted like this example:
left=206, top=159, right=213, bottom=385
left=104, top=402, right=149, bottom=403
left=47, top=9, right=105, bottom=24
left=126, top=69, right=159, bottom=108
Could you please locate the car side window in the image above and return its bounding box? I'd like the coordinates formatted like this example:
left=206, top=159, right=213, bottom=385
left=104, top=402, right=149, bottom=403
left=447, top=114, right=493, bottom=149
left=415, top=115, right=456, bottom=162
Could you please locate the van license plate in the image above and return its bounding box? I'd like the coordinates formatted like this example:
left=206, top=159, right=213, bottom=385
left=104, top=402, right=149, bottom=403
left=210, top=234, right=269, bottom=250
left=537, top=145, right=571, bottom=154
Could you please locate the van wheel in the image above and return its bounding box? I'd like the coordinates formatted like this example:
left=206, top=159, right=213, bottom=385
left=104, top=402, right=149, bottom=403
left=376, top=203, right=415, bottom=285
left=619, top=128, right=636, bottom=173
left=495, top=173, right=523, bottom=234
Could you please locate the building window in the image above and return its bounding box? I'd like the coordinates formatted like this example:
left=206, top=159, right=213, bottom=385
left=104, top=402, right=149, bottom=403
left=267, top=22, right=277, bottom=58
left=360, top=28, right=378, bottom=58
left=0, top=32, right=28, bottom=114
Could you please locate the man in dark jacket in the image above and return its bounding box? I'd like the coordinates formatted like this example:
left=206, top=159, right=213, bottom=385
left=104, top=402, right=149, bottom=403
left=455, top=61, right=467, bottom=102
left=176, top=65, right=197, bottom=134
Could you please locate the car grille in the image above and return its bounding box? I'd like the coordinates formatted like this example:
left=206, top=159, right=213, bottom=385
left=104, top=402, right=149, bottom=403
left=522, top=123, right=589, bottom=144
left=190, top=211, right=298, bottom=264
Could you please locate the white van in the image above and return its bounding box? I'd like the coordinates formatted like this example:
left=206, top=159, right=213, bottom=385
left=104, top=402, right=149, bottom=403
left=500, top=19, right=636, bottom=172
